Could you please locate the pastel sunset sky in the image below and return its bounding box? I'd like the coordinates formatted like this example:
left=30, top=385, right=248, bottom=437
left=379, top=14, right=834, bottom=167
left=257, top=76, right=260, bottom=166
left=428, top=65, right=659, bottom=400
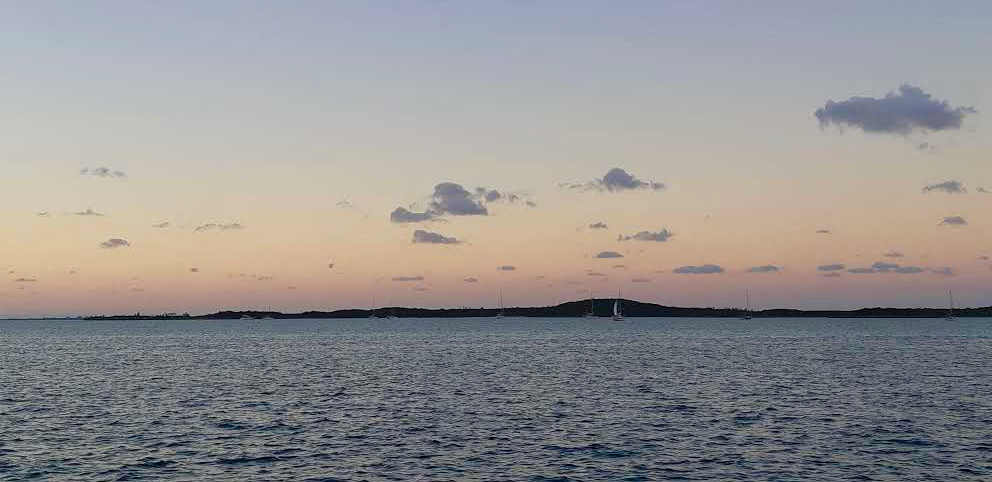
left=2, top=0, right=990, bottom=317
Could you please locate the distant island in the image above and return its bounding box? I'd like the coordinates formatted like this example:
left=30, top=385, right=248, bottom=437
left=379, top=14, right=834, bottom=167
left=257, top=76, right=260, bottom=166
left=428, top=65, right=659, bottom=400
left=81, top=299, right=989, bottom=320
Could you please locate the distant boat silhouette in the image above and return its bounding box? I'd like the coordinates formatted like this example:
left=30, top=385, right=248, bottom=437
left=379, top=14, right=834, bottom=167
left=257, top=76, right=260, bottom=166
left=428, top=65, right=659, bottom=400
left=946, top=290, right=955, bottom=321
left=369, top=298, right=377, bottom=318
left=583, top=291, right=596, bottom=318
left=741, top=291, right=753, bottom=320
left=496, top=291, right=504, bottom=319
left=612, top=287, right=624, bottom=321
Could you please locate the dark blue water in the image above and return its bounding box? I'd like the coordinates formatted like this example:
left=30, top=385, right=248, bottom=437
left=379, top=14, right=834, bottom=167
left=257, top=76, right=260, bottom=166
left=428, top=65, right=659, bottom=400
left=2, top=318, right=991, bottom=481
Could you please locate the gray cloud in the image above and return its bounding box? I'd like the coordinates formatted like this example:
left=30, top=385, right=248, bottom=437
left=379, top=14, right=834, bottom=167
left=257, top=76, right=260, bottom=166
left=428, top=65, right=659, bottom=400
left=36, top=212, right=50, bottom=218
left=564, top=167, right=664, bottom=193
left=392, top=275, right=424, bottom=282
left=588, top=222, right=609, bottom=230
left=328, top=263, right=335, bottom=269
left=152, top=221, right=170, bottom=228
left=413, top=287, right=430, bottom=292
left=594, top=251, right=624, bottom=259
left=336, top=200, right=354, bottom=209
left=815, top=229, right=831, bottom=234
left=631, top=278, right=652, bottom=283
left=817, top=264, right=845, bottom=272
left=747, top=265, right=781, bottom=273
left=930, top=267, right=955, bottom=276
left=922, top=181, right=966, bottom=194
left=847, top=268, right=875, bottom=274
left=194, top=222, right=244, bottom=232
left=412, top=229, right=462, bottom=245
left=978, top=187, right=989, bottom=194
left=618, top=229, right=674, bottom=242
left=463, top=277, right=479, bottom=283
left=611, top=264, right=626, bottom=269
left=843, top=261, right=927, bottom=274
left=939, top=216, right=967, bottom=226
left=815, top=84, right=977, bottom=135
left=977, top=256, right=989, bottom=261
left=100, top=238, right=130, bottom=249
left=190, top=268, right=199, bottom=273
left=14, top=277, right=36, bottom=282
left=883, top=251, right=905, bottom=258
left=80, top=167, right=126, bottom=179
left=496, top=265, right=517, bottom=271
left=674, top=264, right=724, bottom=274
left=73, top=209, right=104, bottom=217
left=587, top=271, right=606, bottom=277
left=390, top=207, right=436, bottom=223
left=430, top=182, right=488, bottom=216
left=822, top=273, right=842, bottom=278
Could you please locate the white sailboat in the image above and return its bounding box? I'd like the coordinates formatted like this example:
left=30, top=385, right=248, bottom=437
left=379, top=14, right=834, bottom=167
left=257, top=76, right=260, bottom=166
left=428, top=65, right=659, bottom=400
left=742, top=291, right=753, bottom=320
left=583, top=291, right=596, bottom=318
left=945, top=290, right=955, bottom=321
left=612, top=287, right=624, bottom=321
left=496, top=291, right=505, bottom=319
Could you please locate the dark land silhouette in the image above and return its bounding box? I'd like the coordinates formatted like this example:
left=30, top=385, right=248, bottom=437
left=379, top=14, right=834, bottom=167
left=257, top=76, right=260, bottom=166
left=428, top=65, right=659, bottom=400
left=81, top=299, right=987, bottom=320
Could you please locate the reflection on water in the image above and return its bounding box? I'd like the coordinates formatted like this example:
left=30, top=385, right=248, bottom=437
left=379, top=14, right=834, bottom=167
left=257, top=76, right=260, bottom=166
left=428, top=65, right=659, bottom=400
left=1, top=318, right=990, bottom=480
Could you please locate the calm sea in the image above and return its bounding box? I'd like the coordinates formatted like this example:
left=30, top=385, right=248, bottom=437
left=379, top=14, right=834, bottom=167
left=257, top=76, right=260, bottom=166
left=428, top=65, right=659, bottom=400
left=1, top=317, right=990, bottom=481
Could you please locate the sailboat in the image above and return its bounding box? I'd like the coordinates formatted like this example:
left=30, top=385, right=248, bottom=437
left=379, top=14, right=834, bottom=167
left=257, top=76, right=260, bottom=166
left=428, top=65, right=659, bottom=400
left=945, top=290, right=955, bottom=321
left=496, top=291, right=505, bottom=319
left=612, top=287, right=624, bottom=321
left=741, top=291, right=753, bottom=320
left=583, top=291, right=596, bottom=318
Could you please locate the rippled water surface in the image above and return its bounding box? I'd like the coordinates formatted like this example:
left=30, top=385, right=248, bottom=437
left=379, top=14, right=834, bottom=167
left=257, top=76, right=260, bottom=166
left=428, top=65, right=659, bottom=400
left=2, top=317, right=991, bottom=481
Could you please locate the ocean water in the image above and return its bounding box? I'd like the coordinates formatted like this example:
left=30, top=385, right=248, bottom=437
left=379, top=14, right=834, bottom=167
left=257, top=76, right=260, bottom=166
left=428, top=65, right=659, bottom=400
left=1, top=317, right=991, bottom=481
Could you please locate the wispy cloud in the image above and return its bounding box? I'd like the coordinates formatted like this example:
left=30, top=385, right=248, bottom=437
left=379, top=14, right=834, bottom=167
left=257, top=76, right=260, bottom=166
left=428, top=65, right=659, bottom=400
left=563, top=167, right=665, bottom=193
left=594, top=251, right=624, bottom=259
left=189, top=268, right=199, bottom=273
left=939, top=216, right=967, bottom=226
left=815, top=229, right=831, bottom=234
left=747, top=265, right=781, bottom=273
left=930, top=267, right=955, bottom=276
left=36, top=211, right=50, bottom=218
left=152, top=221, right=170, bottom=228
left=588, top=221, right=609, bottom=230
left=73, top=209, right=104, bottom=217
left=100, top=238, right=130, bottom=249
left=978, top=187, right=989, bottom=194
left=412, top=229, right=462, bottom=245
left=674, top=264, right=724, bottom=274
left=463, top=277, right=479, bottom=283
left=392, top=275, right=424, bottom=282
left=815, top=84, right=977, bottom=135
left=13, top=277, right=37, bottom=283
left=922, top=180, right=966, bottom=194
left=496, top=265, right=517, bottom=271
left=883, top=251, right=905, bottom=258
left=194, top=223, right=244, bottom=232
left=618, top=229, right=673, bottom=242
left=631, top=278, right=652, bottom=283
left=587, top=271, right=606, bottom=277
left=80, top=167, right=126, bottom=179
left=817, top=264, right=845, bottom=272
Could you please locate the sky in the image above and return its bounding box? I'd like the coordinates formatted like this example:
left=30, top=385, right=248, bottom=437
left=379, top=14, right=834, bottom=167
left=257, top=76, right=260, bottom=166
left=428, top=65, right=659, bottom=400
left=1, top=0, right=990, bottom=317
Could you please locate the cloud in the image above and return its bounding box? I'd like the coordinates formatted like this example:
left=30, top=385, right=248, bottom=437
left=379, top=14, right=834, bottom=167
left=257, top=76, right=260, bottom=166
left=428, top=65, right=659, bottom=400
left=817, top=264, right=845, bottom=272
left=463, top=277, right=479, bottom=283
left=429, top=182, right=488, bottom=216
left=392, top=275, right=424, bottom=282
left=336, top=200, right=354, bottom=209
left=747, top=265, right=781, bottom=273
left=922, top=181, right=966, bottom=194
left=814, top=84, right=977, bottom=135
left=939, top=216, right=967, bottom=226
left=611, top=264, right=626, bottom=269
left=255, top=275, right=273, bottom=282
left=328, top=263, right=335, bottom=269
left=815, top=229, right=831, bottom=234
left=842, top=261, right=927, bottom=274
left=13, top=277, right=36, bottom=282
left=80, top=167, right=126, bottom=179
left=413, top=286, right=430, bottom=292
left=496, top=265, right=517, bottom=271
left=977, top=256, right=989, bottom=261
left=978, top=187, right=989, bottom=194
left=564, top=168, right=664, bottom=193
left=587, top=271, right=606, bottom=277
left=152, top=221, right=170, bottom=228
left=588, top=222, right=609, bottom=230
left=930, top=267, right=955, bottom=276
left=618, top=229, right=674, bottom=242
left=883, top=251, right=905, bottom=258
left=36, top=211, right=50, bottom=218
left=847, top=267, right=875, bottom=274
left=390, top=207, right=436, bottom=223
left=534, top=275, right=546, bottom=280
left=674, top=264, right=724, bottom=274
left=194, top=223, right=244, bottom=232
left=822, top=273, right=842, bottom=278
left=100, top=238, right=130, bottom=249
left=412, top=229, right=462, bottom=245
left=73, top=209, right=104, bottom=217
left=594, top=251, right=624, bottom=259
left=190, top=268, right=199, bottom=273
left=631, top=278, right=652, bottom=283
